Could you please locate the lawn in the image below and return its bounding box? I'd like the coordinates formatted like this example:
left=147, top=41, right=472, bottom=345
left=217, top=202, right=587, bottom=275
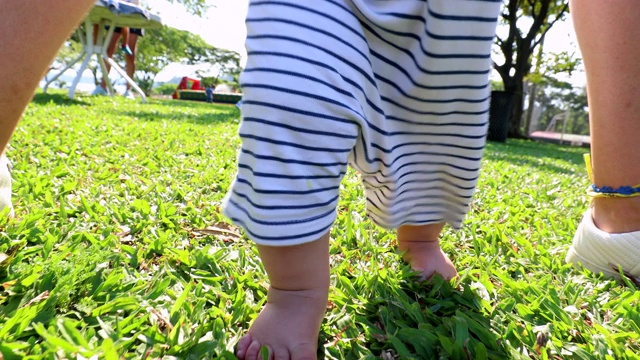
left=0, top=92, right=638, bottom=359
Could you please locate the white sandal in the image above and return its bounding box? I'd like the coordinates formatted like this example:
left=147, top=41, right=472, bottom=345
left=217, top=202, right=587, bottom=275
left=0, top=153, right=13, bottom=216
left=567, top=207, right=640, bottom=281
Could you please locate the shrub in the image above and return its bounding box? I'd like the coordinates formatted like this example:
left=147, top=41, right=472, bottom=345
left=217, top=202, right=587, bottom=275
left=154, top=83, right=178, bottom=95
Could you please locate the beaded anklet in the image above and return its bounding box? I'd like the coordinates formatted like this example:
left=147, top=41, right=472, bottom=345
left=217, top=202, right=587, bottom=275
left=584, top=154, right=640, bottom=198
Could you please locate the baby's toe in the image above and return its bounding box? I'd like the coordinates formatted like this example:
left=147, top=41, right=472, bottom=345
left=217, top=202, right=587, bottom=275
left=244, top=338, right=265, bottom=360
left=271, top=344, right=290, bottom=360
left=235, top=334, right=254, bottom=359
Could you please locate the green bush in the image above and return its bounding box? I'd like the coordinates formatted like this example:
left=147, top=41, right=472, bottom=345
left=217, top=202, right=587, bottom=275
left=153, top=83, right=178, bottom=95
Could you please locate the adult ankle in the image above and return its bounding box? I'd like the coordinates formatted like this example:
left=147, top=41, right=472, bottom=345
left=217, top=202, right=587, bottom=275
left=592, top=197, right=640, bottom=233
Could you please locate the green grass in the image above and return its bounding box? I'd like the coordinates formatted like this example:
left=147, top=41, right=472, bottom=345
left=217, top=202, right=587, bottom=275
left=0, top=91, right=638, bottom=359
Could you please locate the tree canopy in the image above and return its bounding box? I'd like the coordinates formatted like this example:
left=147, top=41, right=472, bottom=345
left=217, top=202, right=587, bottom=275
left=134, top=25, right=241, bottom=93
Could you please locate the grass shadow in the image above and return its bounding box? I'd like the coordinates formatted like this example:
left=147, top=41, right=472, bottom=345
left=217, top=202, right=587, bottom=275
left=117, top=106, right=239, bottom=127
left=485, top=139, right=585, bottom=176
left=31, top=92, right=91, bottom=107
left=319, top=271, right=508, bottom=359
left=149, top=98, right=239, bottom=109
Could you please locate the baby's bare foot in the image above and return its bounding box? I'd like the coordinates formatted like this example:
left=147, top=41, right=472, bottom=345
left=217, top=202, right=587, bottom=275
left=399, top=240, right=458, bottom=281
left=236, top=287, right=328, bottom=360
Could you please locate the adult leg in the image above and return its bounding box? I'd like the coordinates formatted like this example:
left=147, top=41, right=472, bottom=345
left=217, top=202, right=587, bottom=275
left=124, top=33, right=139, bottom=92
left=567, top=0, right=640, bottom=277
left=0, top=0, right=95, bottom=153
left=572, top=0, right=640, bottom=233
left=98, top=32, right=121, bottom=91
left=121, top=27, right=130, bottom=53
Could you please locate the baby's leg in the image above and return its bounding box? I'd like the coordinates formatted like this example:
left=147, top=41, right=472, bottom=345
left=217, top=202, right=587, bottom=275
left=236, top=233, right=330, bottom=360
left=397, top=224, right=458, bottom=280
left=225, top=1, right=367, bottom=357
left=345, top=0, right=501, bottom=282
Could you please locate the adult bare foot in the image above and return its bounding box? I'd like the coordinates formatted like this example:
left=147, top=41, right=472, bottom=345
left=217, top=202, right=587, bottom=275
left=398, top=240, right=458, bottom=281
left=236, top=286, right=328, bottom=360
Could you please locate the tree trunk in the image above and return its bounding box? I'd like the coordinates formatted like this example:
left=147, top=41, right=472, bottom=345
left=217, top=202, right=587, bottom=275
left=503, top=78, right=525, bottom=138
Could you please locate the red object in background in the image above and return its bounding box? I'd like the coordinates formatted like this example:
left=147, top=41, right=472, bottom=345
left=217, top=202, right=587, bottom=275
left=172, top=76, right=203, bottom=99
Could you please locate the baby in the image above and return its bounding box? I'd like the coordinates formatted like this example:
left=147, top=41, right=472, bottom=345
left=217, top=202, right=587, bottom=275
left=223, top=1, right=502, bottom=358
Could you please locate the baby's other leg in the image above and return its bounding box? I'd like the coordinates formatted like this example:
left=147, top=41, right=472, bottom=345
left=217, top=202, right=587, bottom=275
left=236, top=233, right=330, bottom=360
left=397, top=224, right=458, bottom=280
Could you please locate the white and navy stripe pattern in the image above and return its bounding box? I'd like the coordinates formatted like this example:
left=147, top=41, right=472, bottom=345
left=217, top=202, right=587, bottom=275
left=224, top=0, right=501, bottom=246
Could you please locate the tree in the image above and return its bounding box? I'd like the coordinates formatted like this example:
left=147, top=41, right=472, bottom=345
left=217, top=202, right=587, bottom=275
left=134, top=26, right=241, bottom=94
left=493, top=0, right=570, bottom=138
left=195, top=49, right=242, bottom=89
left=523, top=49, right=581, bottom=134
left=529, top=50, right=586, bottom=137
left=562, top=87, right=589, bottom=135
left=535, top=85, right=588, bottom=136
